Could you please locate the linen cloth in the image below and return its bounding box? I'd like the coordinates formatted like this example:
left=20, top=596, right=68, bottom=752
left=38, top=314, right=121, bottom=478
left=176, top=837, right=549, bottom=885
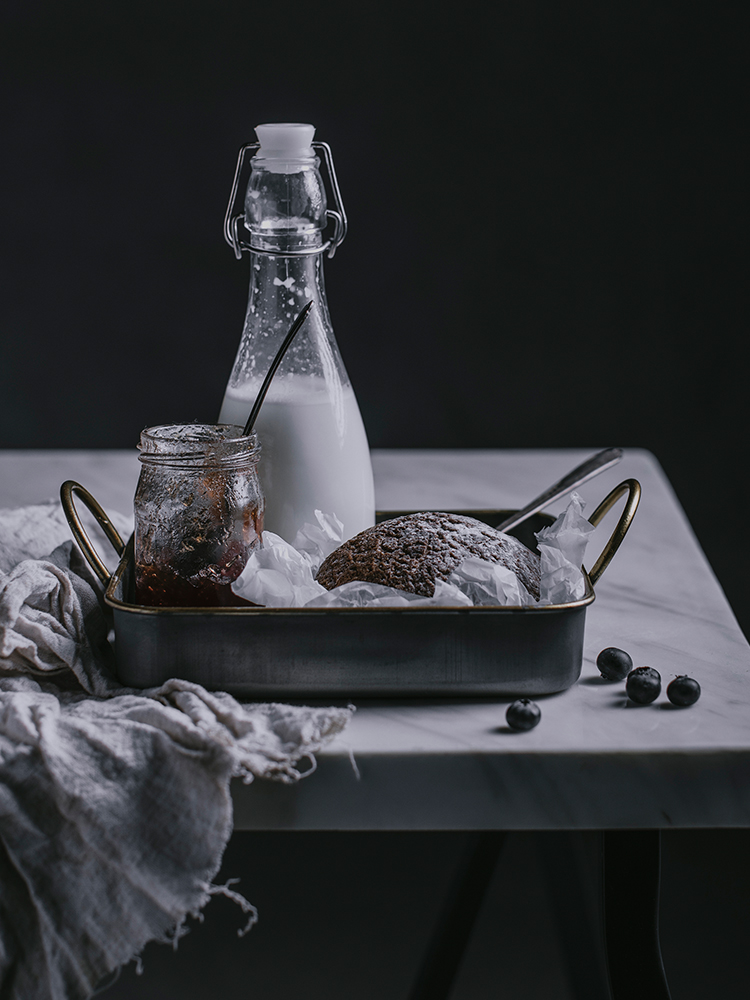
left=0, top=501, right=353, bottom=999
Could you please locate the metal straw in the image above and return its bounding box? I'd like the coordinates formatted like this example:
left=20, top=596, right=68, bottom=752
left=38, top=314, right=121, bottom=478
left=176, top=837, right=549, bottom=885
left=242, top=300, right=314, bottom=437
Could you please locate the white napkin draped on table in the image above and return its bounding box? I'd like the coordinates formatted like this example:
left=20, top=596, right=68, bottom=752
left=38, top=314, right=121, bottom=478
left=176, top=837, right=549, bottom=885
left=0, top=501, right=352, bottom=1000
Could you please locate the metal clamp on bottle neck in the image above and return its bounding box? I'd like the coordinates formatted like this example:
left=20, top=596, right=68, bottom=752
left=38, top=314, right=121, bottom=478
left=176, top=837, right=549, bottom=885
left=223, top=140, right=348, bottom=261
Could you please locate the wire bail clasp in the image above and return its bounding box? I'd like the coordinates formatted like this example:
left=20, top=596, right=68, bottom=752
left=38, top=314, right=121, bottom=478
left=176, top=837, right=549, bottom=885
left=223, top=140, right=348, bottom=260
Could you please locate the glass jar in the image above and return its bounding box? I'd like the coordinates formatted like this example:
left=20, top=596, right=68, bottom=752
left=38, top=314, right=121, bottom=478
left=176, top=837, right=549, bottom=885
left=134, top=424, right=263, bottom=607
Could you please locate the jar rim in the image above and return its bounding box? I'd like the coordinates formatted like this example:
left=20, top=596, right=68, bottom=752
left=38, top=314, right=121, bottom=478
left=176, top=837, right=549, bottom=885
left=138, top=423, right=260, bottom=467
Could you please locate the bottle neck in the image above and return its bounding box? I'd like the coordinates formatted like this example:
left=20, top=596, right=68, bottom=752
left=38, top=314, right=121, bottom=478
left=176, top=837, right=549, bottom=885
left=229, top=251, right=347, bottom=390
left=244, top=157, right=327, bottom=254
left=246, top=250, right=330, bottom=329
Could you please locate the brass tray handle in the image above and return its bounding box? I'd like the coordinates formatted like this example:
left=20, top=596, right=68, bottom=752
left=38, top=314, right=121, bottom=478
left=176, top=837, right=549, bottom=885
left=60, top=481, right=125, bottom=588
left=586, top=478, right=641, bottom=587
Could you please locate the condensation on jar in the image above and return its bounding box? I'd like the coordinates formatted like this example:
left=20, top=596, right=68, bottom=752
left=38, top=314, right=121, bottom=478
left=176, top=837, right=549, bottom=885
left=134, top=424, right=264, bottom=607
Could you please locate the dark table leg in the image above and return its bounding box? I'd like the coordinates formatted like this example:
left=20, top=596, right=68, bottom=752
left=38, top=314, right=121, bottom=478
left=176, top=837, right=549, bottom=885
left=603, top=829, right=672, bottom=1000
left=410, top=828, right=672, bottom=1000
left=537, top=831, right=610, bottom=999
left=408, top=832, right=506, bottom=1000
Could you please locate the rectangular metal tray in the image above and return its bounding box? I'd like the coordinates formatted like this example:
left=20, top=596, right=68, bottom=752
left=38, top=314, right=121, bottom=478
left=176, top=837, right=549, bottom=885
left=103, top=510, right=595, bottom=699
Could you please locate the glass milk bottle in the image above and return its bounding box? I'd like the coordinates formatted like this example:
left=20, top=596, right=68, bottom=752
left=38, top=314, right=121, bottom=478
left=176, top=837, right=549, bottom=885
left=218, top=123, right=375, bottom=544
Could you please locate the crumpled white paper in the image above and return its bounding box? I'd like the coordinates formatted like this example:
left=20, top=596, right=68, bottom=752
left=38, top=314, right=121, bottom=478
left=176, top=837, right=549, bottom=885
left=535, top=492, right=597, bottom=604
left=445, top=556, right=538, bottom=607
left=305, top=578, right=474, bottom=608
left=231, top=511, right=342, bottom=608
left=232, top=494, right=595, bottom=609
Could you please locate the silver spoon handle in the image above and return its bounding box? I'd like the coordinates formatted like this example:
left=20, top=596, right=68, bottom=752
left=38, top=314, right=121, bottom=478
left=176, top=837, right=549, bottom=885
left=495, top=447, right=623, bottom=533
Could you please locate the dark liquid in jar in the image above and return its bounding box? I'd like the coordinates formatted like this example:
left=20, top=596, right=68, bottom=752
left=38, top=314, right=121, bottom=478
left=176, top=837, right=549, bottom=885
left=135, top=508, right=263, bottom=608
left=135, top=563, right=257, bottom=607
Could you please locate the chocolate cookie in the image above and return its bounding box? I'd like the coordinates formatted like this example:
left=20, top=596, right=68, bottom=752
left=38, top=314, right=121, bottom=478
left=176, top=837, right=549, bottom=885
left=316, top=512, right=540, bottom=599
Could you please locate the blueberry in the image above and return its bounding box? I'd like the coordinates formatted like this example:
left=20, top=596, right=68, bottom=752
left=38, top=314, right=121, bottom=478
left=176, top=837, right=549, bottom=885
left=625, top=666, right=662, bottom=705
left=506, top=699, right=541, bottom=731
left=596, top=646, right=633, bottom=681
left=667, top=675, right=701, bottom=707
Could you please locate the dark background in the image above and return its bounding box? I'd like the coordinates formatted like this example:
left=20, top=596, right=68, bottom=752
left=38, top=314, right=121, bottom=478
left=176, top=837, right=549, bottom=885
left=1, top=0, right=746, bottom=634
left=1, top=3, right=748, bottom=997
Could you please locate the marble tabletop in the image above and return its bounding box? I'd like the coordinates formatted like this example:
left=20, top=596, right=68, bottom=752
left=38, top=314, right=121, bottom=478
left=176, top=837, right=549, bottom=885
left=2, top=447, right=749, bottom=830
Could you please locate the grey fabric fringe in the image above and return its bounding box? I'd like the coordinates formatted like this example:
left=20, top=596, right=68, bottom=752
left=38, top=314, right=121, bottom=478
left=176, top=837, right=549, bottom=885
left=0, top=502, right=352, bottom=999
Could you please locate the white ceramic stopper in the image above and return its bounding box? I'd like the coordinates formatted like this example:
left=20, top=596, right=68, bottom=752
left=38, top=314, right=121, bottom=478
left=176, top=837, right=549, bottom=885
left=254, top=123, right=316, bottom=160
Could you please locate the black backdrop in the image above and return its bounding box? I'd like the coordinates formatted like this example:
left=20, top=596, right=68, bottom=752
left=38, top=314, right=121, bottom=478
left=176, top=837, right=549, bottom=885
left=2, top=5, right=750, bottom=998
left=1, top=1, right=747, bottom=632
